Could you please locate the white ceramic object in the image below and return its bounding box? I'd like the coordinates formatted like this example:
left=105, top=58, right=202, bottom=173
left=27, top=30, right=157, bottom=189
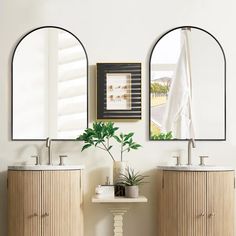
left=95, top=185, right=114, bottom=199
left=157, top=165, right=234, bottom=171
left=8, top=165, right=85, bottom=171
left=113, top=161, right=128, bottom=184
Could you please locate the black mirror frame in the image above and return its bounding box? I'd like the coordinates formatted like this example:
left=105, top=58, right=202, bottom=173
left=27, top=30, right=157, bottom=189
left=11, top=26, right=89, bottom=141
left=149, top=26, right=226, bottom=141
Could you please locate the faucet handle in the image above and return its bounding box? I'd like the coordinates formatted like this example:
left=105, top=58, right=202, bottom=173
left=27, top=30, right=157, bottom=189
left=59, top=155, right=68, bottom=166
left=172, top=155, right=181, bottom=166
left=199, top=155, right=209, bottom=166
left=31, top=155, right=40, bottom=165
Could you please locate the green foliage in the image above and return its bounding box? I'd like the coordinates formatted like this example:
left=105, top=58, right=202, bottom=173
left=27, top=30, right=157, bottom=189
left=114, top=132, right=141, bottom=161
left=151, top=83, right=169, bottom=95
left=151, top=131, right=173, bottom=140
left=77, top=122, right=118, bottom=150
left=77, top=121, right=141, bottom=162
left=118, top=168, right=148, bottom=186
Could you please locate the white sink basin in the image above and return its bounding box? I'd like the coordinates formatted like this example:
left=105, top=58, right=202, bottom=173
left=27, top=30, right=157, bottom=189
left=157, top=165, right=234, bottom=171
left=8, top=165, right=85, bottom=171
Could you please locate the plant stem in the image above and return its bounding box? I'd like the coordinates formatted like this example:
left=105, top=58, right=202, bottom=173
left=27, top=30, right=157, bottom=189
left=96, top=146, right=107, bottom=151
left=121, top=140, right=123, bottom=162
left=101, top=142, right=115, bottom=162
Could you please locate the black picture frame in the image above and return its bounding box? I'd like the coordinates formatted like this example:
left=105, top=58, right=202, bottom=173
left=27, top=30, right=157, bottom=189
left=149, top=26, right=226, bottom=141
left=97, top=63, right=142, bottom=120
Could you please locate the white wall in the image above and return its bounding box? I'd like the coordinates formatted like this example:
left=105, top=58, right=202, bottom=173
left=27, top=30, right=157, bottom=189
left=1, top=0, right=236, bottom=236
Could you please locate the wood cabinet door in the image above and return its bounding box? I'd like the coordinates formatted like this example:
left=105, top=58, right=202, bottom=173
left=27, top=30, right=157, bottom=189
left=177, top=171, right=207, bottom=236
left=207, top=171, right=234, bottom=236
left=41, top=170, right=83, bottom=236
left=157, top=171, right=207, bottom=236
left=157, top=170, right=179, bottom=236
left=8, top=171, right=42, bottom=236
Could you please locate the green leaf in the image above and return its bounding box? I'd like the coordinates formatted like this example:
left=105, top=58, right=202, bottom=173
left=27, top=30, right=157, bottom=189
left=124, top=132, right=134, bottom=141
left=166, top=131, right=173, bottom=139
left=114, top=135, right=121, bottom=143
left=118, top=168, right=148, bottom=186
left=128, top=138, right=133, bottom=144
left=76, top=135, right=83, bottom=141
left=131, top=143, right=142, bottom=149
left=81, top=144, right=92, bottom=152
left=77, top=121, right=141, bottom=162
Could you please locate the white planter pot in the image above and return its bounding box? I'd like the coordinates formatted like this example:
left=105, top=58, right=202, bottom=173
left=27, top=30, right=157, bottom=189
left=113, top=161, right=128, bottom=184
left=125, top=186, right=139, bottom=198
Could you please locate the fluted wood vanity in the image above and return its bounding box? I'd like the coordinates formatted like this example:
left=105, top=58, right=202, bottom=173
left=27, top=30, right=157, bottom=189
left=8, top=165, right=84, bottom=236
left=157, top=166, right=235, bottom=236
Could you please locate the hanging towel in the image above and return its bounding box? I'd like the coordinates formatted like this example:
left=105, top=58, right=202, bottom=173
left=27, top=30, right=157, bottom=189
left=162, top=30, right=195, bottom=139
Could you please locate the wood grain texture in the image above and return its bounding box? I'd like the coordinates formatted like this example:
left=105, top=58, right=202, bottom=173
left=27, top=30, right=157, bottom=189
left=42, top=170, right=83, bottom=236
left=157, top=171, right=206, bottom=236
left=157, top=170, right=234, bottom=236
left=8, top=170, right=42, bottom=236
left=207, top=171, right=234, bottom=236
left=157, top=170, right=178, bottom=236
left=8, top=170, right=83, bottom=236
left=177, top=171, right=206, bottom=236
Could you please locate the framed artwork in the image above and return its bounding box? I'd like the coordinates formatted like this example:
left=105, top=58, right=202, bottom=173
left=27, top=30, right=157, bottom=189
left=97, top=63, right=142, bottom=120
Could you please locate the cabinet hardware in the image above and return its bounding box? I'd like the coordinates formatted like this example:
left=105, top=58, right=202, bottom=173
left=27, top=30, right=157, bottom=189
left=162, top=174, right=164, bottom=189
left=200, top=212, right=205, bottom=216
left=209, top=213, right=216, bottom=217
left=42, top=213, right=49, bottom=217
left=33, top=213, right=38, bottom=217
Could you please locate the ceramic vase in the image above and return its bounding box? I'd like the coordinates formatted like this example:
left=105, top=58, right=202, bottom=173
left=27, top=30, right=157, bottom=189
left=125, top=185, right=139, bottom=198
left=113, top=161, right=127, bottom=184
left=113, top=161, right=128, bottom=196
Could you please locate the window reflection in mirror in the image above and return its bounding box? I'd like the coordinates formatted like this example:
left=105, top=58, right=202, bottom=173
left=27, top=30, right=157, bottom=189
left=12, top=27, right=88, bottom=140
left=149, top=27, right=225, bottom=140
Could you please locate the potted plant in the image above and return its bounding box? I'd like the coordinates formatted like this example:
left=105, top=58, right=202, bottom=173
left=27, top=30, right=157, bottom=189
left=77, top=122, right=141, bottom=184
left=118, top=168, right=147, bottom=198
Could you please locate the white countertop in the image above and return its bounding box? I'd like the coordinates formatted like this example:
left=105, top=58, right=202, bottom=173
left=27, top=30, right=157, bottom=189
left=157, top=165, right=234, bottom=171
left=92, top=196, right=148, bottom=203
left=8, top=165, right=85, bottom=171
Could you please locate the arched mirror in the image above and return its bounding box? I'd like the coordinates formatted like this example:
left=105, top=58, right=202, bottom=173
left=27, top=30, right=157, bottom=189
left=149, top=26, right=226, bottom=141
left=12, top=26, right=88, bottom=140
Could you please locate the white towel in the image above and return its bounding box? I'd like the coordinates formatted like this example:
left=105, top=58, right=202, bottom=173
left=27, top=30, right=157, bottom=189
left=162, top=30, right=195, bottom=139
